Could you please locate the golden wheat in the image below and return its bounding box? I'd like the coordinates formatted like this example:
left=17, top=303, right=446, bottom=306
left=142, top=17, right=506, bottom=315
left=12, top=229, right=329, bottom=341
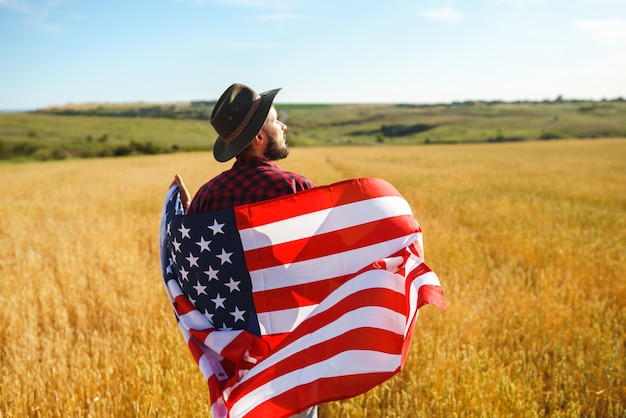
left=1, top=139, right=624, bottom=417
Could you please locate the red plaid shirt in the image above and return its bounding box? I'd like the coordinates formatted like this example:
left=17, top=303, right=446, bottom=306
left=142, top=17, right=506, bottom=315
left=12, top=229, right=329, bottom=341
left=187, top=156, right=316, bottom=214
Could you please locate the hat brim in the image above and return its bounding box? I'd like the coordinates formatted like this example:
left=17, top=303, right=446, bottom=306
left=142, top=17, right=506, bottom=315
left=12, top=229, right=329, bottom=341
left=213, top=87, right=281, bottom=162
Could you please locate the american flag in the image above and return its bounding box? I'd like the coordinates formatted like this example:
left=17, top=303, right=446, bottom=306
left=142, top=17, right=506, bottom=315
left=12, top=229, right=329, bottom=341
left=159, top=177, right=445, bottom=418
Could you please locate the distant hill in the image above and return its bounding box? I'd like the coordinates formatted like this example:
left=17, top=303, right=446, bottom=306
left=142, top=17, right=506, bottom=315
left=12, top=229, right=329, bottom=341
left=37, top=100, right=218, bottom=120
left=1, top=98, right=625, bottom=162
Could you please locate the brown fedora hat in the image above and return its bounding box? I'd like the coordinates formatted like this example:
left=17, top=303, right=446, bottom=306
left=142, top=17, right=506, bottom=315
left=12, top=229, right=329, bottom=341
left=211, top=83, right=281, bottom=162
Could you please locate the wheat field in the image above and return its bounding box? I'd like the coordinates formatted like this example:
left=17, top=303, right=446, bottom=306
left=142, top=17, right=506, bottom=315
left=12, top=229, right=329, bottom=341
left=1, top=139, right=624, bottom=417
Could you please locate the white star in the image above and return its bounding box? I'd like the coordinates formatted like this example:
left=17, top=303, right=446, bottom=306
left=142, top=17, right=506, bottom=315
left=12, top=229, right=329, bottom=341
left=224, top=277, right=241, bottom=293
left=203, top=309, right=214, bottom=325
left=211, top=293, right=226, bottom=309
left=167, top=222, right=172, bottom=236
left=196, top=236, right=212, bottom=252
left=230, top=306, right=246, bottom=323
left=193, top=281, right=208, bottom=296
left=204, top=266, right=219, bottom=281
left=208, top=219, right=225, bottom=235
left=219, top=324, right=233, bottom=331
left=216, top=249, right=233, bottom=265
left=179, top=266, right=189, bottom=281
left=172, top=238, right=182, bottom=252
left=185, top=252, right=199, bottom=267
left=178, top=224, right=191, bottom=239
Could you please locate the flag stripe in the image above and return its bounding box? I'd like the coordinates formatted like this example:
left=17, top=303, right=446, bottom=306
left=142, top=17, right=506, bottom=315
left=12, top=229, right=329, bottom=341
left=251, top=248, right=410, bottom=315
left=248, top=234, right=418, bottom=293
left=231, top=350, right=402, bottom=417
left=238, top=196, right=415, bottom=251
left=222, top=254, right=438, bottom=413
left=234, top=269, right=409, bottom=385
left=234, top=307, right=407, bottom=399
left=246, top=372, right=397, bottom=418
left=255, top=256, right=412, bottom=334
left=243, top=214, right=419, bottom=271
left=234, top=177, right=404, bottom=230
left=256, top=281, right=406, bottom=339
left=253, top=276, right=347, bottom=312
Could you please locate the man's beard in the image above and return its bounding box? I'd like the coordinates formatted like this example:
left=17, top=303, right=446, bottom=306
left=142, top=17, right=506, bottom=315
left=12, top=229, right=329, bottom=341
left=263, top=134, right=289, bottom=161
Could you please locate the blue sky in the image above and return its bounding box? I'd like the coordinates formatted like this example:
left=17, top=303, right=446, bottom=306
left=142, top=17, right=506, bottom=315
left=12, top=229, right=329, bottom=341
left=1, top=0, right=625, bottom=110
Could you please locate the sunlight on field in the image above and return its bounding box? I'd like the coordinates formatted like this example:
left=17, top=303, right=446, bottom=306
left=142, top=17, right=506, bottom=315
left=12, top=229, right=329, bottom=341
left=1, top=139, right=624, bottom=417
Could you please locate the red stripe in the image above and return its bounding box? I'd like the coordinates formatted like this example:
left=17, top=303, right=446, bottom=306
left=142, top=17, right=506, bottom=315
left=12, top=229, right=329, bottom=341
left=267, top=285, right=406, bottom=350
left=417, top=284, right=446, bottom=311
left=254, top=275, right=350, bottom=314
left=405, top=262, right=446, bottom=311
left=173, top=294, right=196, bottom=316
left=255, top=282, right=406, bottom=351
left=226, top=327, right=405, bottom=408
left=253, top=246, right=411, bottom=314
left=187, top=337, right=204, bottom=364
left=219, top=331, right=271, bottom=366
left=258, top=332, right=289, bottom=350
left=243, top=214, right=418, bottom=271
left=234, top=178, right=403, bottom=229
left=246, top=372, right=397, bottom=418
left=208, top=373, right=228, bottom=406
left=226, top=286, right=407, bottom=402
left=189, top=328, right=212, bottom=343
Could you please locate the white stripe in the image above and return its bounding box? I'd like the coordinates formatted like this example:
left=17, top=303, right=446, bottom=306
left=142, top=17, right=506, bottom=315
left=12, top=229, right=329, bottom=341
left=198, top=354, right=215, bottom=380
left=178, top=306, right=213, bottom=331
left=406, top=266, right=440, bottom=337
left=413, top=270, right=440, bottom=288
left=232, top=350, right=402, bottom=417
left=204, top=329, right=245, bottom=354
left=257, top=305, right=317, bottom=335
left=177, top=313, right=243, bottom=360
left=240, top=269, right=408, bottom=382
left=249, top=234, right=417, bottom=292
left=166, top=279, right=184, bottom=298
left=198, top=346, right=230, bottom=383
left=239, top=196, right=413, bottom=251
left=179, top=319, right=232, bottom=384
left=211, top=398, right=228, bottom=418
left=255, top=256, right=408, bottom=335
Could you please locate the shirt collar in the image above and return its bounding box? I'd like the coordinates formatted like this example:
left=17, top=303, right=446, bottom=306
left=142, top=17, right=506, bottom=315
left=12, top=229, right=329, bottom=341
left=233, top=155, right=277, bottom=168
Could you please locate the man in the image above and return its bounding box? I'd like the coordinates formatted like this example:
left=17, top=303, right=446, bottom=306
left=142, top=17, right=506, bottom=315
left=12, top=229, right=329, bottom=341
left=172, top=83, right=315, bottom=213
left=170, top=83, right=318, bottom=418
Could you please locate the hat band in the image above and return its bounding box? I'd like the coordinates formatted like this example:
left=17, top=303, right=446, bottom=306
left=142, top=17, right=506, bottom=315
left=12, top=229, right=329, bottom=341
left=222, top=97, right=262, bottom=144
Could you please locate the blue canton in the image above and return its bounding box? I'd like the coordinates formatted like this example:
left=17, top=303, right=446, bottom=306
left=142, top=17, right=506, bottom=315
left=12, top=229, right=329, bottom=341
left=163, top=196, right=260, bottom=336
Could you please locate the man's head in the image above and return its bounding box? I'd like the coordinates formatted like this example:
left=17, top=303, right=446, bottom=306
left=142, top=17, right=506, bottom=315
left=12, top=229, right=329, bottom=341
left=256, top=106, right=289, bottom=161
left=210, top=83, right=282, bottom=162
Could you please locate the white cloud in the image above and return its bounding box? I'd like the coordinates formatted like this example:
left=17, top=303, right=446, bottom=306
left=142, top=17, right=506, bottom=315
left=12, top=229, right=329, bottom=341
left=492, top=0, right=546, bottom=6
left=183, top=0, right=298, bottom=9
left=0, top=0, right=32, bottom=13
left=575, top=19, right=626, bottom=46
left=417, top=6, right=463, bottom=25
left=205, top=40, right=279, bottom=49
left=0, top=0, right=77, bottom=32
left=256, top=12, right=308, bottom=21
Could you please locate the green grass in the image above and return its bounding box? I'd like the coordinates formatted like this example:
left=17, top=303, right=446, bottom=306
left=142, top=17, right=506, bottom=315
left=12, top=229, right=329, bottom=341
left=0, top=113, right=215, bottom=160
left=2, top=99, right=626, bottom=161
left=282, top=101, right=626, bottom=145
